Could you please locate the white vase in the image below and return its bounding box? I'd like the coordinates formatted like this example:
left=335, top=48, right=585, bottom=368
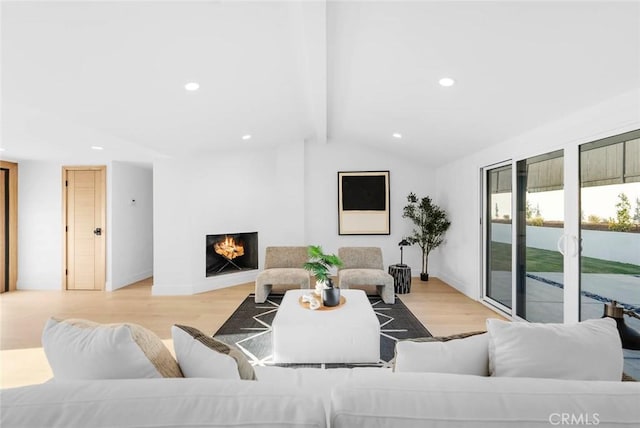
left=314, top=281, right=324, bottom=296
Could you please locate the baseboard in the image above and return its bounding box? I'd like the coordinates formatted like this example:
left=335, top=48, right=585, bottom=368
left=150, top=270, right=258, bottom=296
left=434, top=271, right=480, bottom=301
left=110, top=270, right=153, bottom=291
left=192, top=270, right=259, bottom=294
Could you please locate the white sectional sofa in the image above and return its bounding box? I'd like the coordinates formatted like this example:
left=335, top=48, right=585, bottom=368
left=2, top=368, right=638, bottom=428
left=330, top=372, right=639, bottom=428
left=1, top=376, right=326, bottom=428
left=2, top=316, right=638, bottom=427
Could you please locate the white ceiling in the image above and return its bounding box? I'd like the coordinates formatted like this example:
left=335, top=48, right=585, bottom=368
left=2, top=1, right=639, bottom=166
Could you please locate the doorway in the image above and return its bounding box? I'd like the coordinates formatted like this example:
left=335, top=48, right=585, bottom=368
left=62, top=166, right=106, bottom=290
left=0, top=161, right=18, bottom=293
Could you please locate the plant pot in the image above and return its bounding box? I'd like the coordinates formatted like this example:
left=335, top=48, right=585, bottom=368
left=420, top=273, right=429, bottom=281
left=322, top=286, right=341, bottom=307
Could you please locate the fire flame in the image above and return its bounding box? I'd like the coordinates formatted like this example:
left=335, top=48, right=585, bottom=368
left=214, top=236, right=245, bottom=260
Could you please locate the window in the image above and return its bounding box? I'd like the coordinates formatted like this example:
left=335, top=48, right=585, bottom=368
left=579, top=131, right=640, bottom=329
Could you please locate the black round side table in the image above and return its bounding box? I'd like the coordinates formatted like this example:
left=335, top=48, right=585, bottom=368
left=388, top=264, right=411, bottom=294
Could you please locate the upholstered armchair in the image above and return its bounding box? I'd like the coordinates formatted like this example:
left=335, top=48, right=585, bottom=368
left=337, top=247, right=395, bottom=304
left=254, top=246, right=310, bottom=303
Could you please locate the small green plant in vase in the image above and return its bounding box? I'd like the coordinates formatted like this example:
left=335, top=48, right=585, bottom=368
left=303, top=245, right=343, bottom=307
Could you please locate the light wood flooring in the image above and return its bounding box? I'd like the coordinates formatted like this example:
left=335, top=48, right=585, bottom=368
left=0, top=277, right=505, bottom=389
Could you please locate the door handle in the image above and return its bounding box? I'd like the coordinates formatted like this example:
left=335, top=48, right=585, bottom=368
left=556, top=235, right=566, bottom=256
left=557, top=234, right=580, bottom=257
left=571, top=236, right=581, bottom=257
left=93, top=227, right=102, bottom=236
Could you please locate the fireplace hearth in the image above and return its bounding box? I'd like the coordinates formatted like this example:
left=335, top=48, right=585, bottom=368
left=206, top=232, right=258, bottom=277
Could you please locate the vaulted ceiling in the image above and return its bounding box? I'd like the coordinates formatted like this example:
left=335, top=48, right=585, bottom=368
left=2, top=1, right=639, bottom=166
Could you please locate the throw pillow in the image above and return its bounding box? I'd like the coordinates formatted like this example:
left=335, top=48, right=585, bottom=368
left=394, top=331, right=489, bottom=376
left=487, top=317, right=623, bottom=381
left=42, top=318, right=183, bottom=380
left=171, top=325, right=256, bottom=380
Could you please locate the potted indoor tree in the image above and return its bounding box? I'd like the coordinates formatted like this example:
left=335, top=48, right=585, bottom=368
left=402, top=193, right=451, bottom=281
left=303, top=245, right=343, bottom=306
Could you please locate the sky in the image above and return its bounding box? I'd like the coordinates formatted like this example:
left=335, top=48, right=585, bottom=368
left=492, top=182, right=640, bottom=222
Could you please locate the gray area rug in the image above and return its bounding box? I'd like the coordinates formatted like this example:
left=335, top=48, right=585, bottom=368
left=213, top=293, right=431, bottom=368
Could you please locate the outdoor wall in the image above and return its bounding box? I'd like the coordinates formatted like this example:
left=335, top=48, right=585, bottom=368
left=432, top=89, right=640, bottom=300
left=109, top=161, right=153, bottom=290
left=491, top=222, right=640, bottom=265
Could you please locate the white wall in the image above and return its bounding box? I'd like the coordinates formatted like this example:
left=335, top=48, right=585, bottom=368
left=152, top=142, right=307, bottom=295
left=109, top=161, right=153, bottom=290
left=21, top=91, right=638, bottom=297
left=433, top=89, right=640, bottom=300
left=17, top=160, right=153, bottom=291
left=304, top=141, right=434, bottom=276
left=17, top=160, right=115, bottom=290
left=152, top=140, right=434, bottom=295
left=17, top=161, right=63, bottom=289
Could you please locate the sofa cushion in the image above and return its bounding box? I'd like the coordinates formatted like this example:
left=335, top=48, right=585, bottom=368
left=338, top=247, right=384, bottom=270
left=42, top=318, right=182, bottom=380
left=172, top=325, right=256, bottom=380
left=487, top=317, right=623, bottom=381
left=394, top=331, right=489, bottom=376
left=331, top=372, right=640, bottom=428
left=255, top=366, right=393, bottom=421
left=264, top=246, right=309, bottom=269
left=338, top=269, right=393, bottom=286
left=256, top=268, right=309, bottom=285
left=0, top=378, right=326, bottom=428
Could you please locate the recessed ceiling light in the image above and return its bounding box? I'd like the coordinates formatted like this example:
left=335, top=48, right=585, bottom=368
left=439, top=77, right=455, bottom=87
left=392, top=133, right=402, bottom=139
left=91, top=146, right=104, bottom=151
left=242, top=134, right=252, bottom=140
left=184, top=82, right=200, bottom=91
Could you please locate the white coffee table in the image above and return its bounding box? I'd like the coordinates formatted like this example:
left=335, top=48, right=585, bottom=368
left=271, top=289, right=380, bottom=364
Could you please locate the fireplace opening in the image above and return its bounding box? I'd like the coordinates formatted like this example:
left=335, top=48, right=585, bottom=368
left=206, top=232, right=258, bottom=277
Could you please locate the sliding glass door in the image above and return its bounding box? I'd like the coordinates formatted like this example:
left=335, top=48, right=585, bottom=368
left=482, top=129, right=639, bottom=376
left=515, top=151, right=564, bottom=322
left=485, top=164, right=513, bottom=311
left=484, top=152, right=565, bottom=321
left=579, top=131, right=640, bottom=327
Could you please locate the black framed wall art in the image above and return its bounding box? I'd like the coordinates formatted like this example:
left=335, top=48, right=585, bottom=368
left=337, top=170, right=390, bottom=235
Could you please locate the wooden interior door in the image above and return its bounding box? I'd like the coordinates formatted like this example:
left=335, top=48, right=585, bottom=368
left=1, top=168, right=6, bottom=293
left=0, top=161, right=18, bottom=293
left=64, top=167, right=105, bottom=290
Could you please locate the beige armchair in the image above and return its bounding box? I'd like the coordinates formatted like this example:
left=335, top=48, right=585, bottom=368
left=337, top=247, right=395, bottom=304
left=254, top=246, right=310, bottom=303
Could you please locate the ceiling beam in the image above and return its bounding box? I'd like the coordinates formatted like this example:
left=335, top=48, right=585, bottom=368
left=289, top=0, right=327, bottom=144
